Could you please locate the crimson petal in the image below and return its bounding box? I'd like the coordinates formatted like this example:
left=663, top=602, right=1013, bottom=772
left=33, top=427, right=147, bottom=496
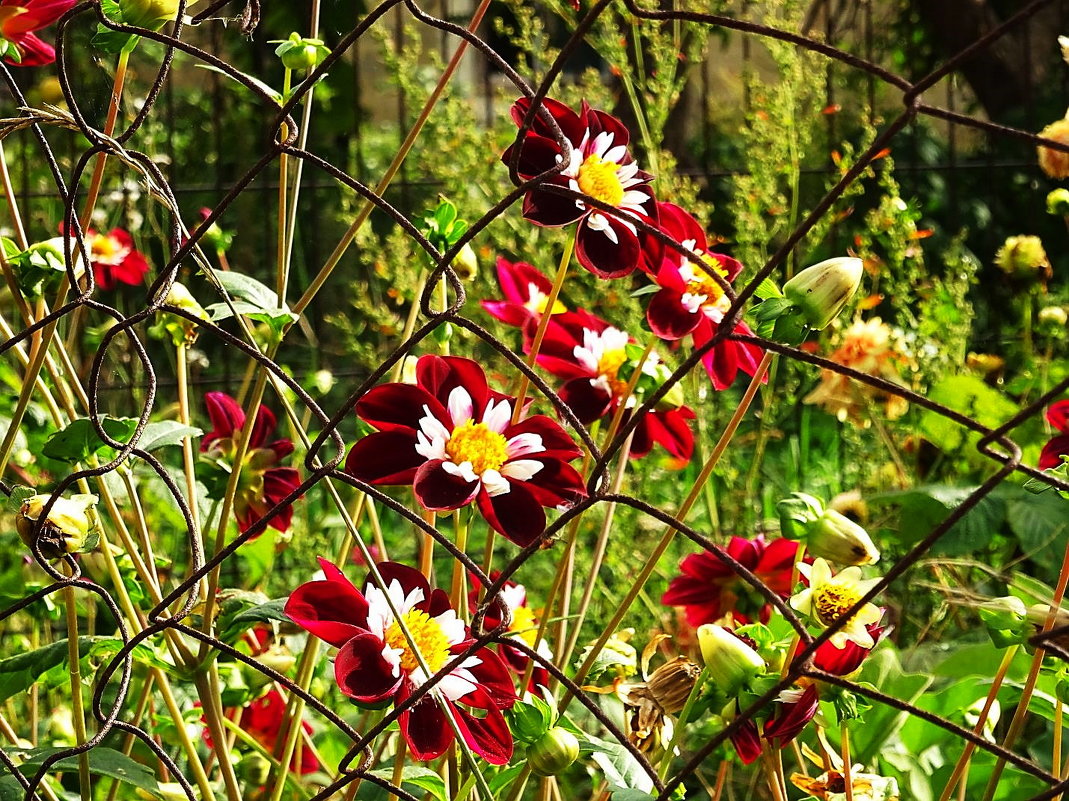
left=575, top=215, right=643, bottom=279
left=647, top=288, right=700, bottom=340
left=285, top=564, right=370, bottom=647
left=1048, top=400, right=1069, bottom=432
left=417, top=355, right=489, bottom=415
left=398, top=689, right=454, bottom=762
left=413, top=460, right=479, bottom=511
left=1040, top=434, right=1069, bottom=470
left=558, top=377, right=613, bottom=425
left=335, top=632, right=403, bottom=703
left=202, top=391, right=245, bottom=450
left=522, top=458, right=587, bottom=508
left=452, top=689, right=514, bottom=765
left=346, top=430, right=426, bottom=485
left=477, top=484, right=546, bottom=547
left=522, top=185, right=586, bottom=227
left=356, top=383, right=448, bottom=433
left=504, top=415, right=583, bottom=460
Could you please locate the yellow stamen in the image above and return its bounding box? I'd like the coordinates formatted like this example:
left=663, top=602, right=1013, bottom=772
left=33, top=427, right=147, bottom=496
left=596, top=348, right=630, bottom=398
left=684, top=254, right=730, bottom=308
left=383, top=608, right=451, bottom=674
left=576, top=153, right=625, bottom=207
left=508, top=605, right=539, bottom=647
left=91, top=234, right=121, bottom=260
left=813, top=583, right=863, bottom=626
left=445, top=420, right=509, bottom=475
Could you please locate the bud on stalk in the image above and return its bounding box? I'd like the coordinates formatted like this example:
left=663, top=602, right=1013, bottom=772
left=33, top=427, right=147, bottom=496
left=16, top=493, right=99, bottom=559
left=806, top=509, right=880, bottom=566
left=118, top=0, right=180, bottom=29
left=527, top=726, right=580, bottom=776
left=782, top=257, right=864, bottom=331
left=452, top=242, right=479, bottom=282
left=697, top=624, right=764, bottom=695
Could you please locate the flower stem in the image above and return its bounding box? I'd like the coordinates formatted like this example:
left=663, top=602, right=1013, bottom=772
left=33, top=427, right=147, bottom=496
left=841, top=725, right=854, bottom=801
left=62, top=578, right=91, bottom=801
left=937, top=644, right=1018, bottom=801
left=292, top=0, right=492, bottom=318
left=981, top=537, right=1069, bottom=801
left=512, top=236, right=573, bottom=424
left=561, top=351, right=775, bottom=709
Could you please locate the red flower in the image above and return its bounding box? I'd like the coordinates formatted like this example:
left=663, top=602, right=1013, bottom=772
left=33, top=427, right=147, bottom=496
left=87, top=228, right=150, bottom=290
left=469, top=573, right=551, bottom=692
left=481, top=257, right=566, bottom=328
left=729, top=684, right=819, bottom=764
left=0, top=0, right=75, bottom=66
left=502, top=97, right=657, bottom=279
left=200, top=392, right=301, bottom=536
left=285, top=559, right=517, bottom=764
left=1040, top=400, right=1069, bottom=470
left=240, top=690, right=320, bottom=775
left=662, top=535, right=800, bottom=626
left=643, top=203, right=765, bottom=390
left=813, top=623, right=884, bottom=676
left=345, top=354, right=587, bottom=548
left=531, top=309, right=694, bottom=463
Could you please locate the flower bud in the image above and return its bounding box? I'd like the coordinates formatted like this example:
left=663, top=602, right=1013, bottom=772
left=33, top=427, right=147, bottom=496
left=1039, top=305, right=1068, bottom=327
left=978, top=596, right=1027, bottom=631
left=1026, top=603, right=1069, bottom=629
left=237, top=753, right=272, bottom=786
left=1039, top=118, right=1069, bottom=179
left=118, top=0, right=180, bottom=29
left=527, top=726, right=580, bottom=776
left=161, top=281, right=209, bottom=346
left=138, top=784, right=190, bottom=801
left=274, top=33, right=330, bottom=71
left=452, top=242, right=478, bottom=282
left=995, top=235, right=1052, bottom=283
left=806, top=509, right=880, bottom=566
left=1047, top=188, right=1069, bottom=216
left=697, top=624, right=764, bottom=695
left=16, top=493, right=99, bottom=559
left=782, top=257, right=864, bottom=331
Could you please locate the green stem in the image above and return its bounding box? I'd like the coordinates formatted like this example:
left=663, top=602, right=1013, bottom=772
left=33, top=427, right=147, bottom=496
left=63, top=581, right=91, bottom=801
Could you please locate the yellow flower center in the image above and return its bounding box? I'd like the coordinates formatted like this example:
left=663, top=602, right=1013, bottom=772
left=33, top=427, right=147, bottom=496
left=684, top=255, right=730, bottom=308
left=813, top=583, right=863, bottom=626
left=527, top=292, right=566, bottom=316
left=597, top=348, right=630, bottom=398
left=445, top=420, right=509, bottom=475
left=383, top=609, right=451, bottom=674
left=91, top=234, right=123, bottom=261
left=576, top=154, right=625, bottom=207
left=508, top=605, right=539, bottom=648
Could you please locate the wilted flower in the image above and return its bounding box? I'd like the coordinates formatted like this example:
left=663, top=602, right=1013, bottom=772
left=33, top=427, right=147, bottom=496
left=0, top=0, right=77, bottom=66
left=1041, top=400, right=1069, bottom=470
left=994, top=235, right=1052, bottom=284
left=642, top=202, right=765, bottom=390
left=662, top=535, right=800, bottom=626
left=200, top=392, right=301, bottom=536
left=783, top=257, right=864, bottom=331
left=791, top=767, right=900, bottom=800
left=803, top=317, right=910, bottom=425
left=531, top=309, right=695, bottom=463
left=16, top=492, right=99, bottom=559
left=616, top=646, right=700, bottom=755
left=345, top=354, right=586, bottom=547
left=502, top=97, right=657, bottom=279
left=1038, top=118, right=1069, bottom=179
left=285, top=560, right=516, bottom=764
left=791, top=558, right=883, bottom=649
left=697, top=624, right=764, bottom=693
left=481, top=257, right=566, bottom=327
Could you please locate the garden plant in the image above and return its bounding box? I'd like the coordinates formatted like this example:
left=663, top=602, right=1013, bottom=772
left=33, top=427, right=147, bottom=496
left=0, top=0, right=1067, bottom=800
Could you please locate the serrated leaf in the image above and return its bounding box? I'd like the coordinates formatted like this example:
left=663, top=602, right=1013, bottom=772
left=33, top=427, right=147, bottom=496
left=43, top=416, right=139, bottom=464
left=8, top=747, right=164, bottom=798
left=134, top=420, right=202, bottom=452
left=369, top=766, right=446, bottom=801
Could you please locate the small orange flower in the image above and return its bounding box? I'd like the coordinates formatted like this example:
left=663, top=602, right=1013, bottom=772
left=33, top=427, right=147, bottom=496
left=1038, top=118, right=1069, bottom=179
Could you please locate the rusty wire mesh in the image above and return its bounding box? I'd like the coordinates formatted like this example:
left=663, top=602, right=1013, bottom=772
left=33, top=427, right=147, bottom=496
left=1, top=0, right=1069, bottom=798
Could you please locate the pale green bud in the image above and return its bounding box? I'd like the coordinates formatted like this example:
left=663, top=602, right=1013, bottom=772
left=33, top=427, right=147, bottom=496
left=16, top=493, right=99, bottom=559
left=782, top=257, right=864, bottom=330
left=161, top=281, right=209, bottom=347
left=1039, top=306, right=1068, bottom=327
left=806, top=509, right=880, bottom=566
left=527, top=727, right=580, bottom=777
left=697, top=624, right=764, bottom=695
left=1047, top=188, right=1069, bottom=216
left=118, top=0, right=180, bottom=30
left=995, top=235, right=1051, bottom=283
left=452, top=243, right=478, bottom=282
left=274, top=33, right=330, bottom=71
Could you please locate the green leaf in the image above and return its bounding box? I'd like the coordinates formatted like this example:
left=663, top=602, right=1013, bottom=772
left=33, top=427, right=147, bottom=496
left=1007, top=490, right=1069, bottom=580
left=4, top=485, right=36, bottom=513
left=135, top=420, right=202, bottom=452
left=369, top=766, right=446, bottom=801
left=194, top=64, right=283, bottom=104
left=868, top=485, right=1004, bottom=554
left=583, top=735, right=654, bottom=795
left=203, top=271, right=299, bottom=335
left=220, top=597, right=289, bottom=642
left=753, top=276, right=784, bottom=300
left=8, top=747, right=164, bottom=798
left=919, top=375, right=1019, bottom=455
left=629, top=284, right=660, bottom=298
left=91, top=25, right=138, bottom=54
left=0, top=637, right=109, bottom=704
left=42, top=416, right=139, bottom=464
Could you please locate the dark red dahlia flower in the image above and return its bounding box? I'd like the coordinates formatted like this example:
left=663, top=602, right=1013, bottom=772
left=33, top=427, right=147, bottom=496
left=469, top=573, right=550, bottom=691
left=813, top=623, right=884, bottom=676
left=200, top=392, right=301, bottom=536
left=285, top=559, right=517, bottom=764
left=1040, top=400, right=1069, bottom=470
left=662, top=535, right=800, bottom=626
left=531, top=309, right=694, bottom=463
left=86, top=228, right=150, bottom=290
left=0, top=0, right=75, bottom=65
left=729, top=684, right=819, bottom=765
left=481, top=257, right=567, bottom=328
left=345, top=354, right=587, bottom=547
left=502, top=97, right=657, bottom=279
left=643, top=202, right=765, bottom=390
